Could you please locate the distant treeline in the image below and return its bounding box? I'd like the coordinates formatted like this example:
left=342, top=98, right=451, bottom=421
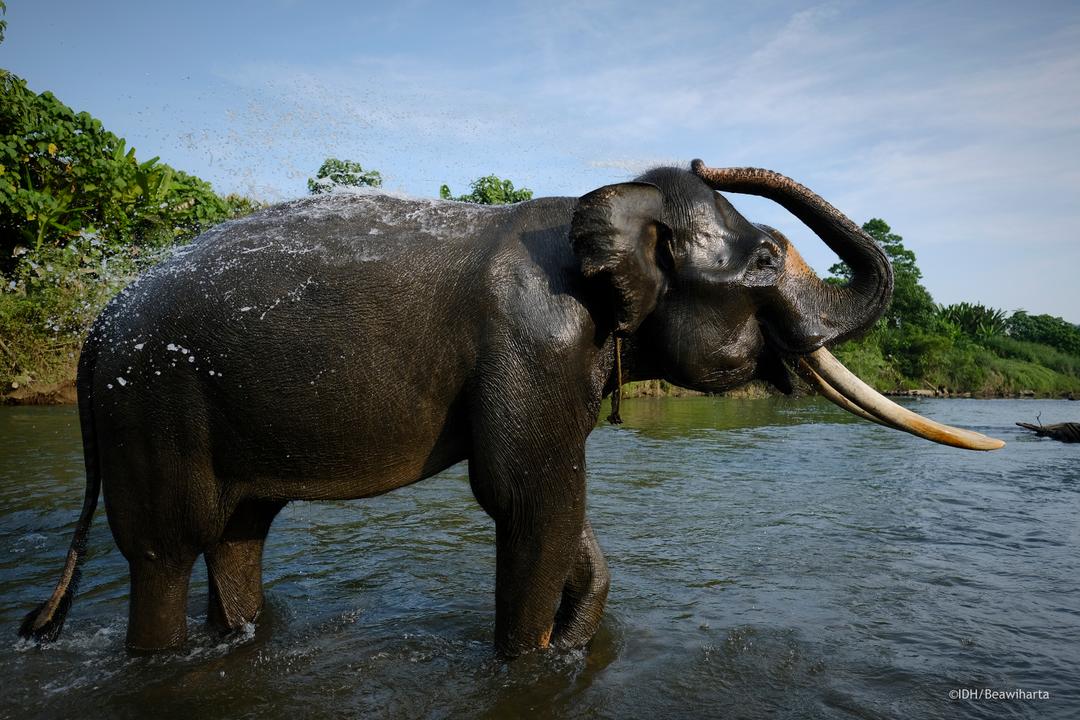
left=2, top=67, right=1078, bottom=398
left=826, top=219, right=1080, bottom=397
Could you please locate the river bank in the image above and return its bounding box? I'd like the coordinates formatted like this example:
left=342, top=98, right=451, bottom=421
left=1, top=379, right=77, bottom=405
left=5, top=375, right=1076, bottom=407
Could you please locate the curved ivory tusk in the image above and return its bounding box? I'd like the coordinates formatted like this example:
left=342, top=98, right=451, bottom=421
left=797, top=359, right=897, bottom=429
left=802, top=348, right=1006, bottom=451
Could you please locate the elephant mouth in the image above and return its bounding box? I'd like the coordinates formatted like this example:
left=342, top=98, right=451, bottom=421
left=798, top=348, right=1005, bottom=451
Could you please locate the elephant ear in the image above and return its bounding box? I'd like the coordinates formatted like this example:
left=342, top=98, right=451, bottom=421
left=571, top=182, right=669, bottom=335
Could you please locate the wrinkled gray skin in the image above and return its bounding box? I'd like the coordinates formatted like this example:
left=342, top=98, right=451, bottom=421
left=21, top=164, right=891, bottom=656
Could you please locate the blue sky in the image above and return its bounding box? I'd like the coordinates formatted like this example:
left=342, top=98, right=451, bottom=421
left=3, top=1, right=1079, bottom=320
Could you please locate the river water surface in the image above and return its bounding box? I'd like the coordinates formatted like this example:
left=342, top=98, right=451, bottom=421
left=1, top=397, right=1077, bottom=719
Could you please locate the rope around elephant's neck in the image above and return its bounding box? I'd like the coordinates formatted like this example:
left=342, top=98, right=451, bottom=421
left=607, top=337, right=624, bottom=425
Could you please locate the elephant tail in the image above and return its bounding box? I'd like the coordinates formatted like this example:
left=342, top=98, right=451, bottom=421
left=19, top=335, right=102, bottom=643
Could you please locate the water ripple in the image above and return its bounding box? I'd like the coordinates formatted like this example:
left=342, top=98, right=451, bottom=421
left=1, top=399, right=1077, bottom=718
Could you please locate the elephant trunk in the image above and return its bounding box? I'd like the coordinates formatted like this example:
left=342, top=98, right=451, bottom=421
left=690, top=160, right=892, bottom=351
left=691, top=160, right=1005, bottom=453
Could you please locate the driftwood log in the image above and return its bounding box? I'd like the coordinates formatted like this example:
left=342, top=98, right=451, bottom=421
left=1015, top=421, right=1080, bottom=443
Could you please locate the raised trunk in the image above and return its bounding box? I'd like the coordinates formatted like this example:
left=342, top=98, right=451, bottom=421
left=690, top=161, right=892, bottom=350
left=688, top=162, right=1004, bottom=452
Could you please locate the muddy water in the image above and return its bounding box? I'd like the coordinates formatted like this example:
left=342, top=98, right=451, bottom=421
left=1, top=397, right=1077, bottom=719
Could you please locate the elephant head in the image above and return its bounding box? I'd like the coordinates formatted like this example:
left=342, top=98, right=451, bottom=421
left=572, top=160, right=1003, bottom=451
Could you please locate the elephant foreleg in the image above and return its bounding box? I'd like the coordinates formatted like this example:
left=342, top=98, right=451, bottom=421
left=552, top=519, right=610, bottom=649
left=205, top=499, right=285, bottom=633
left=466, top=355, right=603, bottom=657
left=468, top=426, right=588, bottom=656
left=489, top=514, right=583, bottom=655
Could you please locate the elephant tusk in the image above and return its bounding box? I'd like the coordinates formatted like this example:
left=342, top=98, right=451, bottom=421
left=797, top=359, right=897, bottom=429
left=800, top=348, right=1006, bottom=451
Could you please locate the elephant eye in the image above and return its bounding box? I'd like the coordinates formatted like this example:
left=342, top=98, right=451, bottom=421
left=755, top=250, right=777, bottom=270
left=752, top=238, right=782, bottom=271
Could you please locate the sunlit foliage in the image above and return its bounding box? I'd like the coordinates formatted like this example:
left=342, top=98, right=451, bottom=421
left=0, top=69, right=259, bottom=390
left=939, top=302, right=1008, bottom=340
left=439, top=175, right=532, bottom=205
left=307, top=157, right=382, bottom=194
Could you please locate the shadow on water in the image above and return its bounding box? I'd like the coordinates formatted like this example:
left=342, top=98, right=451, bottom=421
left=1, top=398, right=1078, bottom=719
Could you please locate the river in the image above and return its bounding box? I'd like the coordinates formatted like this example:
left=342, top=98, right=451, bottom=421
left=1, top=397, right=1077, bottom=719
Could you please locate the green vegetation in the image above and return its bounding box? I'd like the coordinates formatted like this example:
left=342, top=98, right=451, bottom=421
left=308, top=157, right=382, bottom=194
left=1, top=69, right=259, bottom=392
left=440, top=174, right=533, bottom=205
left=939, top=302, right=1007, bottom=341
left=1005, top=310, right=1080, bottom=355
left=828, top=219, right=1080, bottom=396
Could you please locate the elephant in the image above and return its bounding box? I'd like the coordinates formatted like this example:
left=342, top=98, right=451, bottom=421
left=1016, top=421, right=1080, bottom=442
left=20, top=159, right=1005, bottom=656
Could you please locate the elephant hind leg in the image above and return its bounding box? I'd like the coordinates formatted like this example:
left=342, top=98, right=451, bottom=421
left=552, top=519, right=610, bottom=649
left=127, top=552, right=198, bottom=651
left=204, top=499, right=285, bottom=633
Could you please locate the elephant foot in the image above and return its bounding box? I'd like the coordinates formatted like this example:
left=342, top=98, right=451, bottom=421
left=126, top=555, right=196, bottom=652
left=205, top=569, right=264, bottom=633
left=204, top=499, right=284, bottom=633
left=552, top=521, right=610, bottom=650
left=539, top=624, right=554, bottom=648
left=497, top=521, right=610, bottom=655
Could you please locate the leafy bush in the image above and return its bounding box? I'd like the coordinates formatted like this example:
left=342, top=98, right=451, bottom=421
left=939, top=302, right=1007, bottom=340
left=982, top=335, right=1080, bottom=378
left=0, top=71, right=245, bottom=269
left=439, top=175, right=533, bottom=205
left=0, top=69, right=259, bottom=391
left=307, top=157, right=382, bottom=194
left=982, top=356, right=1080, bottom=396
left=826, top=219, right=1080, bottom=395
left=0, top=235, right=170, bottom=386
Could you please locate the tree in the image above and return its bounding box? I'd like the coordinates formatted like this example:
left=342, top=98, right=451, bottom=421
left=821, top=219, right=1080, bottom=394
left=0, top=71, right=241, bottom=262
left=308, top=158, right=382, bottom=194
left=939, top=302, right=1007, bottom=340
left=829, top=218, right=936, bottom=330
left=440, top=174, right=532, bottom=205
left=1007, top=311, right=1080, bottom=355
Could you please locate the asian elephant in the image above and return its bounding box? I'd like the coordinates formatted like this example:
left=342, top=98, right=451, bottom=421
left=20, top=160, right=1004, bottom=656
